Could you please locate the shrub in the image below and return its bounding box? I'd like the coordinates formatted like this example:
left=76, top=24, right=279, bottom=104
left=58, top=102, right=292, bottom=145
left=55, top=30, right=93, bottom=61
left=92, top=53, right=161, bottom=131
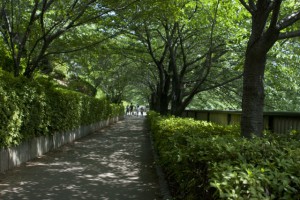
left=0, top=70, right=124, bottom=147
left=67, top=76, right=97, bottom=97
left=147, top=111, right=300, bottom=199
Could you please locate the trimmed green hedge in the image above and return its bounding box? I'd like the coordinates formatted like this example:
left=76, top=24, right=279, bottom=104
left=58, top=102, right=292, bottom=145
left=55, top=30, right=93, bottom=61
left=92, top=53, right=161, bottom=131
left=0, top=70, right=124, bottom=147
left=147, top=111, right=300, bottom=200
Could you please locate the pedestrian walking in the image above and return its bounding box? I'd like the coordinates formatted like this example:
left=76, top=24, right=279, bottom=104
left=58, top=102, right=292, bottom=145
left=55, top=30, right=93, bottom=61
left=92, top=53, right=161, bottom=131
left=129, top=103, right=134, bottom=115
left=136, top=105, right=140, bottom=116
left=140, top=106, right=145, bottom=116
left=126, top=105, right=130, bottom=115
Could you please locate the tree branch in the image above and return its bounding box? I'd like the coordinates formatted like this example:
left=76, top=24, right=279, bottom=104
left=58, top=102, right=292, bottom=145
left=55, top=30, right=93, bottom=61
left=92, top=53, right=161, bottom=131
left=268, top=0, right=282, bottom=30
left=239, top=0, right=255, bottom=13
left=278, top=30, right=300, bottom=40
left=45, top=34, right=118, bottom=56
left=278, top=11, right=300, bottom=31
left=201, top=73, right=243, bottom=92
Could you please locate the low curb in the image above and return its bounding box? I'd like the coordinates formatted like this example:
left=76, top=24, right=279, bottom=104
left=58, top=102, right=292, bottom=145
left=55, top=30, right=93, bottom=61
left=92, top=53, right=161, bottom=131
left=147, top=126, right=173, bottom=200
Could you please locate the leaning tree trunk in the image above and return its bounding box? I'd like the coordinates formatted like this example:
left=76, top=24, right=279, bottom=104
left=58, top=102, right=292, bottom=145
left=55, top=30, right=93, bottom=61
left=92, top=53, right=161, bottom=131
left=241, top=44, right=267, bottom=138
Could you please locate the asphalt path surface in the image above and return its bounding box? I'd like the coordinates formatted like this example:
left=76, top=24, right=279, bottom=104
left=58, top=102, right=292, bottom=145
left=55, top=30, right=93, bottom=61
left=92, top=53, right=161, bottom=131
left=0, top=116, right=162, bottom=200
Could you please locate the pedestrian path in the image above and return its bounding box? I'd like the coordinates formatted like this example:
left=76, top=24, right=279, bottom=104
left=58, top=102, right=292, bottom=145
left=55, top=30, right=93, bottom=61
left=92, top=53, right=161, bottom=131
left=0, top=117, right=162, bottom=200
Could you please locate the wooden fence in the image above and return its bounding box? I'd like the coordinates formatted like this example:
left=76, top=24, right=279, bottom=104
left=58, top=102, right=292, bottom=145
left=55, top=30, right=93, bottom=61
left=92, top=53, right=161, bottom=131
left=181, top=110, right=300, bottom=134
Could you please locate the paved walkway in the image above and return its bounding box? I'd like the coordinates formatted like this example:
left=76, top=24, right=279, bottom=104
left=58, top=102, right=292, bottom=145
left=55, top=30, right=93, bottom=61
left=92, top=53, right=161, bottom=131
left=0, top=117, right=162, bottom=200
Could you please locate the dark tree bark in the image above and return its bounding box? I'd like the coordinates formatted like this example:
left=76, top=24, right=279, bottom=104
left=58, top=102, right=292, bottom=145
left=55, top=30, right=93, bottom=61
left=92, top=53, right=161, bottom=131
left=149, top=81, right=170, bottom=115
left=140, top=24, right=172, bottom=115
left=149, top=92, right=158, bottom=111
left=239, top=0, right=300, bottom=137
left=241, top=43, right=269, bottom=138
left=150, top=68, right=171, bottom=115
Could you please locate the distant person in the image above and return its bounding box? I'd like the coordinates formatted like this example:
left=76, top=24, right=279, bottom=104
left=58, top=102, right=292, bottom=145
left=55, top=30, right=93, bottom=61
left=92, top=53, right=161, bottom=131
left=140, top=106, right=145, bottom=116
left=126, top=105, right=129, bottom=115
left=136, top=105, right=140, bottom=116
left=129, top=103, right=134, bottom=115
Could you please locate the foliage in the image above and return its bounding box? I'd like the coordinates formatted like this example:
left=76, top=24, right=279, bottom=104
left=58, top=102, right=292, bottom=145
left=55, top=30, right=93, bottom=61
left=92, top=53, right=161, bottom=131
left=49, top=68, right=67, bottom=80
left=264, top=39, right=300, bottom=111
left=0, top=0, right=298, bottom=113
left=189, top=87, right=242, bottom=110
left=0, top=43, right=14, bottom=72
left=64, top=41, right=135, bottom=103
left=147, top=111, right=300, bottom=199
left=0, top=0, right=132, bottom=77
left=113, top=0, right=245, bottom=115
left=67, top=75, right=97, bottom=97
left=0, top=70, right=124, bottom=148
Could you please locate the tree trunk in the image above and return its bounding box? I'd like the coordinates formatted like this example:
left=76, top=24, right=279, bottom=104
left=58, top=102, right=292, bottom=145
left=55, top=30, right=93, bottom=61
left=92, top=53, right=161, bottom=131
left=170, top=75, right=181, bottom=116
left=241, top=44, right=267, bottom=138
left=160, top=91, right=169, bottom=115
left=149, top=73, right=171, bottom=115
left=149, top=90, right=170, bottom=115
left=13, top=57, right=21, bottom=77
left=150, top=92, right=159, bottom=111
left=170, top=81, right=185, bottom=117
left=158, top=68, right=171, bottom=115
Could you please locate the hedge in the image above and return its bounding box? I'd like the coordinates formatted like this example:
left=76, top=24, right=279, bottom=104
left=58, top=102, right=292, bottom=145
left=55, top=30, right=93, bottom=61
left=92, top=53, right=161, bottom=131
left=0, top=70, right=124, bottom=148
left=147, top=111, right=300, bottom=200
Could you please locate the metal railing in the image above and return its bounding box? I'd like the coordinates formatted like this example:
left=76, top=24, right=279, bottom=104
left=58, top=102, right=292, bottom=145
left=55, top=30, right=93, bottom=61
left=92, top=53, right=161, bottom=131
left=181, top=110, right=300, bottom=134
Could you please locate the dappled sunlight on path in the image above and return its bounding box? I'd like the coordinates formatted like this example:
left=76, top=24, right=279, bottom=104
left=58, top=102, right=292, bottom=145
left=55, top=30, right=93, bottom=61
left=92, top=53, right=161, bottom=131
left=0, top=116, right=161, bottom=200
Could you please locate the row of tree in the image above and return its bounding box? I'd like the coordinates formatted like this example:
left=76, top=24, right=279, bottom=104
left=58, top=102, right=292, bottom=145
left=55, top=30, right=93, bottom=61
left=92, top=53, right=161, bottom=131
left=1, top=0, right=300, bottom=138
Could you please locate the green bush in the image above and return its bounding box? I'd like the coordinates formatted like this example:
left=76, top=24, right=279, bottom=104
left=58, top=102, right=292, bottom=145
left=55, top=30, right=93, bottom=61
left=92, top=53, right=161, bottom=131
left=147, top=111, right=300, bottom=200
left=67, top=76, right=97, bottom=97
left=0, top=70, right=124, bottom=147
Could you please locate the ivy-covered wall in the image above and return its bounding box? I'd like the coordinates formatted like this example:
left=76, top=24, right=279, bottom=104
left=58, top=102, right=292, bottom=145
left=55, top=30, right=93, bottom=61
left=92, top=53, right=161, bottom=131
left=0, top=70, right=124, bottom=148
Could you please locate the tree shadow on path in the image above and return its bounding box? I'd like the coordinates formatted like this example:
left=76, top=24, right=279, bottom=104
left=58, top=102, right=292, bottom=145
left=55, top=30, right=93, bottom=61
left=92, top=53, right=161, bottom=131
left=0, top=117, right=162, bottom=200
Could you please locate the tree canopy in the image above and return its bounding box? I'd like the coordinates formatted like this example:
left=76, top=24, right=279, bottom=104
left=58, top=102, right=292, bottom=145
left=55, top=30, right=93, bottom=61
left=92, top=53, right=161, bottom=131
left=1, top=0, right=300, bottom=137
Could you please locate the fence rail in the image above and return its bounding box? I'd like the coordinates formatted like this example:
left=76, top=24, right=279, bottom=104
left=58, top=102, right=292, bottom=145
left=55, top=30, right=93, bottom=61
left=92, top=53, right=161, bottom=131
left=181, top=110, right=300, bottom=134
